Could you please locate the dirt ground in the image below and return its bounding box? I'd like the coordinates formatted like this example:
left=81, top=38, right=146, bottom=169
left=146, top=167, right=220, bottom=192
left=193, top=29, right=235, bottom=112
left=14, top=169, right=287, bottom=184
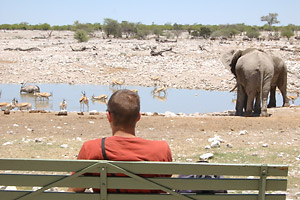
left=0, top=107, right=300, bottom=198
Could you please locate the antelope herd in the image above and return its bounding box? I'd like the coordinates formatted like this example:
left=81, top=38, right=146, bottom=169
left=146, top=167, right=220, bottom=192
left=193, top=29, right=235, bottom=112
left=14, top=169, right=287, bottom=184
left=0, top=80, right=172, bottom=112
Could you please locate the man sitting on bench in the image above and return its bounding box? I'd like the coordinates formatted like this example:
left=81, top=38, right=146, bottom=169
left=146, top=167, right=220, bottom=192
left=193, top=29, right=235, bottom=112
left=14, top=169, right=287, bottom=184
left=68, top=89, right=172, bottom=193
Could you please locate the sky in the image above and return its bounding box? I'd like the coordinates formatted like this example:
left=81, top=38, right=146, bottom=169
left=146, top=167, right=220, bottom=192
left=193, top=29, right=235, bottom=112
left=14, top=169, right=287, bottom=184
left=0, top=0, right=299, bottom=26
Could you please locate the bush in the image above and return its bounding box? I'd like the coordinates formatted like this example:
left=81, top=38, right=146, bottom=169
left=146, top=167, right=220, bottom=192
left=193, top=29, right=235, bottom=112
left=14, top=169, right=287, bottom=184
left=246, top=29, right=260, bottom=39
left=74, top=30, right=89, bottom=43
left=103, top=18, right=121, bottom=38
left=199, top=27, right=212, bottom=38
left=281, top=27, right=294, bottom=40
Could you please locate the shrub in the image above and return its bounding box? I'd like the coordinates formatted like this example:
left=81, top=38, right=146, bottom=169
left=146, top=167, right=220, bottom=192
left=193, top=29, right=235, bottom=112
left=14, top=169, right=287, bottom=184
left=246, top=29, right=260, bottom=39
left=281, top=27, right=294, bottom=40
left=74, top=30, right=89, bottom=43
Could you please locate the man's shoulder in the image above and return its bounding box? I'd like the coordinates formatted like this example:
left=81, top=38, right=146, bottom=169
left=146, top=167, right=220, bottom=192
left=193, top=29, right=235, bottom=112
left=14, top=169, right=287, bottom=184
left=83, top=138, right=101, bottom=146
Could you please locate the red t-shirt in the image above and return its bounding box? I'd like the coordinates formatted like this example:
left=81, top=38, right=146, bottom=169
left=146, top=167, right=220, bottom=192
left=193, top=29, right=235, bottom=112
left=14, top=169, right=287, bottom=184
left=77, top=136, right=172, bottom=193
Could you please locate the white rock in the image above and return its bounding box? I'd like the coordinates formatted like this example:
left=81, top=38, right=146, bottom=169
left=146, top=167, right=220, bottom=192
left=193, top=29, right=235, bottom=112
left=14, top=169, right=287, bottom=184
left=88, top=121, right=95, bottom=124
left=200, top=153, right=214, bottom=160
left=2, top=141, right=13, bottom=146
left=164, top=111, right=177, bottom=117
left=239, top=130, right=247, bottom=135
left=210, top=140, right=221, bottom=148
left=226, top=143, right=233, bottom=148
left=13, top=124, right=19, bottom=127
left=262, top=144, right=268, bottom=147
left=60, top=144, right=68, bottom=148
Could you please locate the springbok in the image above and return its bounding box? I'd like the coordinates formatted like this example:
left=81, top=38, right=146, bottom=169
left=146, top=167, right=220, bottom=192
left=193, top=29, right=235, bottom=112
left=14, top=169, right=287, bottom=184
left=12, top=99, right=32, bottom=110
left=34, top=92, right=53, bottom=100
left=130, top=89, right=138, bottom=94
left=153, top=85, right=167, bottom=95
left=151, top=76, right=160, bottom=86
left=111, top=79, right=124, bottom=87
left=287, top=92, right=299, bottom=104
left=79, top=92, right=89, bottom=112
left=0, top=100, right=15, bottom=111
left=59, top=99, right=67, bottom=111
left=91, top=94, right=108, bottom=104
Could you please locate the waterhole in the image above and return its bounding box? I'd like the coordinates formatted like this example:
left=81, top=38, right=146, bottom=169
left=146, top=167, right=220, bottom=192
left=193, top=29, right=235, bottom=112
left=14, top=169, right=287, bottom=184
left=0, top=84, right=291, bottom=114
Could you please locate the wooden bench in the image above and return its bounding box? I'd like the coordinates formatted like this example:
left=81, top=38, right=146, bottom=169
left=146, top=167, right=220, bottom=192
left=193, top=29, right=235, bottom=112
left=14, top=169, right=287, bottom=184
left=0, top=158, right=288, bottom=200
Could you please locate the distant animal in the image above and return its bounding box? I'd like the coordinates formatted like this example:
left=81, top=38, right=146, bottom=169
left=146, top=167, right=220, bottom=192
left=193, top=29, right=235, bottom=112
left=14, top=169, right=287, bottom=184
left=111, top=79, right=124, bottom=87
left=12, top=98, right=32, bottom=110
left=130, top=89, right=138, bottom=94
left=20, top=83, right=40, bottom=94
left=59, top=99, right=67, bottom=111
left=287, top=92, right=299, bottom=104
left=0, top=100, right=15, bottom=111
left=34, top=92, right=53, bottom=100
left=91, top=94, right=108, bottom=104
left=79, top=91, right=89, bottom=112
left=151, top=76, right=160, bottom=86
left=153, top=85, right=167, bottom=95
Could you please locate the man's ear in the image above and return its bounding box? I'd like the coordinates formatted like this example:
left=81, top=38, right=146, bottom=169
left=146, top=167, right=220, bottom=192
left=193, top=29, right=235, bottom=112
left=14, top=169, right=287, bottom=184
left=137, top=112, right=141, bottom=122
left=106, top=111, right=113, bottom=122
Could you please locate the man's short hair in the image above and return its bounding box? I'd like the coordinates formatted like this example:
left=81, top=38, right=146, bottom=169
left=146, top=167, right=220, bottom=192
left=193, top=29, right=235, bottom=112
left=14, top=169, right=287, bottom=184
left=107, top=89, right=140, bottom=128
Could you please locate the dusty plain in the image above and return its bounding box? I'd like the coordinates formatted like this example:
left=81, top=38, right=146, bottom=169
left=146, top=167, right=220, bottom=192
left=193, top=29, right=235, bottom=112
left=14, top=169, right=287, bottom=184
left=0, top=30, right=300, bottom=198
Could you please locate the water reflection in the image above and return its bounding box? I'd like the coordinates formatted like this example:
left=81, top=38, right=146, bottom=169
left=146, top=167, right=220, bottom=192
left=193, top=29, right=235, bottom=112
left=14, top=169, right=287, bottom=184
left=0, top=83, right=291, bottom=114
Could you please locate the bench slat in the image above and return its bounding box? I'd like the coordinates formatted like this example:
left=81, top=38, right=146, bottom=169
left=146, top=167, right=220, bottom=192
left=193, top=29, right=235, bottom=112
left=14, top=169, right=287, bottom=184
left=0, top=191, right=286, bottom=200
left=0, top=174, right=287, bottom=191
left=0, top=159, right=288, bottom=176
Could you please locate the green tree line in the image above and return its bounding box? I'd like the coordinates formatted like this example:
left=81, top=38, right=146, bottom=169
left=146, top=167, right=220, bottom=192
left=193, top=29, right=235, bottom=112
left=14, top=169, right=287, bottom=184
left=1, top=16, right=299, bottom=42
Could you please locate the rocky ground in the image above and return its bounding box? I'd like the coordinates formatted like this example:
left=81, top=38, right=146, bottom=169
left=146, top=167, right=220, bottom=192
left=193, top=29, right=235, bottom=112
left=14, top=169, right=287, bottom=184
left=0, top=30, right=300, bottom=199
left=0, top=30, right=300, bottom=92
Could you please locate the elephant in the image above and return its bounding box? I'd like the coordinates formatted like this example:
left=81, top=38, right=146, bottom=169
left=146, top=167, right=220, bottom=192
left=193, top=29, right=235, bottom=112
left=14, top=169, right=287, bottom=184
left=221, top=48, right=288, bottom=117
left=267, top=55, right=289, bottom=108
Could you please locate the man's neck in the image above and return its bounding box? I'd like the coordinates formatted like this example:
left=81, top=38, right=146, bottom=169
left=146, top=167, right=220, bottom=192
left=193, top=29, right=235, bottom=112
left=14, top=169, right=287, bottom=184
left=112, top=127, right=136, bottom=138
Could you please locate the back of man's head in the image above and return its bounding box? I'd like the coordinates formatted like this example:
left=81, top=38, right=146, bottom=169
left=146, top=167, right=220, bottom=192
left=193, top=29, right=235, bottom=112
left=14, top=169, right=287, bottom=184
left=107, top=89, right=140, bottom=128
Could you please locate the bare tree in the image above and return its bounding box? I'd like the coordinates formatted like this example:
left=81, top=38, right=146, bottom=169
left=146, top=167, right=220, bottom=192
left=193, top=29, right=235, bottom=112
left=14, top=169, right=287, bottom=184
left=261, top=13, right=280, bottom=28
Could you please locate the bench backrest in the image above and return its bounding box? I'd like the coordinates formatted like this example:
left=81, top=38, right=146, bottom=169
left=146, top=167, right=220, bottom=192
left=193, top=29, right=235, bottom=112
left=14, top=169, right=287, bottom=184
left=0, top=159, right=288, bottom=200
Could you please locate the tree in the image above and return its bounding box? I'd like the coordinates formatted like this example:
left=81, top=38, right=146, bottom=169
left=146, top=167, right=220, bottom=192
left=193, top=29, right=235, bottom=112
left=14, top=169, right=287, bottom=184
left=103, top=18, right=121, bottom=38
left=261, top=13, right=280, bottom=28
left=173, top=23, right=183, bottom=39
left=199, top=26, right=212, bottom=39
left=246, top=28, right=260, bottom=39
left=136, top=23, right=151, bottom=39
left=40, top=23, right=50, bottom=30
left=121, top=21, right=137, bottom=38
left=281, top=27, right=294, bottom=40
left=74, top=30, right=89, bottom=42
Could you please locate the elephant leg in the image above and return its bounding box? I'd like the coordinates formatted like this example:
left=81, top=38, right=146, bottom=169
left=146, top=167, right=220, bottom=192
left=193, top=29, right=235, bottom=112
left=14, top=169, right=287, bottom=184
left=245, top=91, right=255, bottom=117
left=278, top=83, right=290, bottom=107
left=261, top=83, right=271, bottom=117
left=268, top=86, right=276, bottom=108
left=254, top=91, right=261, bottom=115
left=236, top=85, right=246, bottom=116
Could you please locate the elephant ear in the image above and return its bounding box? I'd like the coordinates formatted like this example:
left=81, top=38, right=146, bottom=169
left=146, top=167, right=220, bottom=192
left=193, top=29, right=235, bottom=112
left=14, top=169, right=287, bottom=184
left=220, top=49, right=236, bottom=70
left=221, top=49, right=243, bottom=77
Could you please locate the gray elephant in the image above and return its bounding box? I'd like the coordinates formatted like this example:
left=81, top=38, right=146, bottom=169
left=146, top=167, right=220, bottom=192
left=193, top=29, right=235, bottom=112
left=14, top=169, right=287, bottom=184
left=221, top=48, right=289, bottom=116
left=222, top=48, right=276, bottom=116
